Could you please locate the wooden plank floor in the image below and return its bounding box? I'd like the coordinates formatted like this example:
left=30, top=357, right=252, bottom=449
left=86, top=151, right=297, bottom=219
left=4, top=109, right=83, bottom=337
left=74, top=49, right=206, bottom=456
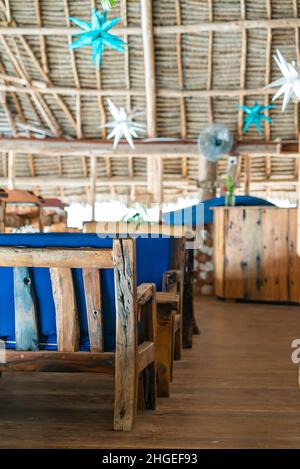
left=0, top=296, right=300, bottom=449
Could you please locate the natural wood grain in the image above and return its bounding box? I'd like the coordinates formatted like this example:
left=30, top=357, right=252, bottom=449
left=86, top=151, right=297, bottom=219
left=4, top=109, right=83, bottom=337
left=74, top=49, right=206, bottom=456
left=138, top=283, right=157, bottom=410
left=214, top=208, right=225, bottom=298
left=163, top=270, right=183, bottom=361
left=0, top=247, right=113, bottom=268
left=82, top=268, right=103, bottom=353
left=137, top=283, right=154, bottom=306
left=183, top=247, right=196, bottom=346
left=156, top=305, right=175, bottom=398
left=214, top=207, right=300, bottom=303
left=113, top=238, right=138, bottom=431
left=0, top=351, right=114, bottom=373
left=14, top=267, right=39, bottom=351
left=0, top=298, right=300, bottom=448
left=156, top=291, right=179, bottom=304
left=50, top=268, right=79, bottom=352
left=138, top=342, right=155, bottom=374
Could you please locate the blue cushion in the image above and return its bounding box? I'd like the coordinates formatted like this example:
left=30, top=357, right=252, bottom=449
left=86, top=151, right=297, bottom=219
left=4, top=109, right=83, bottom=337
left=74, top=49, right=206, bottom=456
left=0, top=233, right=172, bottom=353
left=162, top=196, right=274, bottom=226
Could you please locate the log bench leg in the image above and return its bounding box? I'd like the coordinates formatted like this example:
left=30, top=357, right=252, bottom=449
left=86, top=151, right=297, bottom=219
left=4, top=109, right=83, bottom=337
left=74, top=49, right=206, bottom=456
left=174, top=327, right=182, bottom=361
left=183, top=248, right=200, bottom=346
left=157, top=306, right=174, bottom=397
left=113, top=239, right=138, bottom=431
left=139, top=285, right=157, bottom=410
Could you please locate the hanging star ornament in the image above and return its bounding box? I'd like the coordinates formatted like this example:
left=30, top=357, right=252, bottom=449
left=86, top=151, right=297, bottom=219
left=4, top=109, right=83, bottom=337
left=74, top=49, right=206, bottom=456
left=101, top=98, right=146, bottom=149
left=237, top=101, right=274, bottom=134
left=69, top=8, right=126, bottom=68
left=268, top=49, right=300, bottom=112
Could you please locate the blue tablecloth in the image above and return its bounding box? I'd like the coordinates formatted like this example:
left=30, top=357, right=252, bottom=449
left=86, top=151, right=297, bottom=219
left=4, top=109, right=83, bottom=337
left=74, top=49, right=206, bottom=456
left=0, top=233, right=173, bottom=352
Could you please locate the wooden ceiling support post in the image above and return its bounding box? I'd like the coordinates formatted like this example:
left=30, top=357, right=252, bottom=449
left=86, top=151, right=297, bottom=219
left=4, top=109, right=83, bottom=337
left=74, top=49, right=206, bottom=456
left=141, top=0, right=157, bottom=204
left=198, top=156, right=217, bottom=201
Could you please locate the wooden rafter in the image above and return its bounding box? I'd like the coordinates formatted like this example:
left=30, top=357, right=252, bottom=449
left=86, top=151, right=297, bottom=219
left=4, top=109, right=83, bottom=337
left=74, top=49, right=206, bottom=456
left=0, top=34, right=60, bottom=135
left=2, top=138, right=300, bottom=157
left=0, top=80, right=288, bottom=99
left=141, top=0, right=156, bottom=138
left=63, top=0, right=88, bottom=197
left=34, top=0, right=48, bottom=75
left=238, top=0, right=247, bottom=140
left=1, top=2, right=300, bottom=204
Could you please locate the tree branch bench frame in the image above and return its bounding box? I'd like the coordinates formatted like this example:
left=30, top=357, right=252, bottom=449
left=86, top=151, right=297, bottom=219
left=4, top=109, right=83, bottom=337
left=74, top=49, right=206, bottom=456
left=0, top=238, right=156, bottom=431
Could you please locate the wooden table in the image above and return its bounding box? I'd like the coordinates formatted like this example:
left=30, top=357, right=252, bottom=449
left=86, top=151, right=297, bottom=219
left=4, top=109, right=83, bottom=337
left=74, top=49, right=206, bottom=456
left=213, top=206, right=300, bottom=303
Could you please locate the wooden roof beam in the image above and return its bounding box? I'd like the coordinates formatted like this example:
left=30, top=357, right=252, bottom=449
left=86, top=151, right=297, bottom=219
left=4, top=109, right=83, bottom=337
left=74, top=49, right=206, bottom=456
left=0, top=138, right=299, bottom=157
left=0, top=80, right=285, bottom=99
left=4, top=18, right=300, bottom=36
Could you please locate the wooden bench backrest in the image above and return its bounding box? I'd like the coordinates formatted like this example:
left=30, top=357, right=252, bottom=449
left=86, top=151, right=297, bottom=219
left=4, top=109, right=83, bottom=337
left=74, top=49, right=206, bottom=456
left=0, top=239, right=137, bottom=356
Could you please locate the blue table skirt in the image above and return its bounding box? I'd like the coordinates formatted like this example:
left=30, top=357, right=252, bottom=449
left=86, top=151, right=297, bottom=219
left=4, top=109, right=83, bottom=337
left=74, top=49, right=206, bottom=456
left=0, top=234, right=173, bottom=353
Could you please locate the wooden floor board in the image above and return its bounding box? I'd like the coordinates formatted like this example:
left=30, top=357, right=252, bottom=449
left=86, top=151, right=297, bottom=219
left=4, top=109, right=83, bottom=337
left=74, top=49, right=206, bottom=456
left=0, top=297, right=300, bottom=448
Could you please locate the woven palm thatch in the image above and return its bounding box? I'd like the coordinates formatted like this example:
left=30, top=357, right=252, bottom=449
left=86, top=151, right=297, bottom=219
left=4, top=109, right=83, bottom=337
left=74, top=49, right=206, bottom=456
left=0, top=0, right=300, bottom=203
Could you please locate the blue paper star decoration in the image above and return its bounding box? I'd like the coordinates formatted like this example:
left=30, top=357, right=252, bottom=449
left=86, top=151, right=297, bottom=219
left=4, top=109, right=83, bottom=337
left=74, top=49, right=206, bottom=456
left=69, top=9, right=126, bottom=68
left=237, top=101, right=274, bottom=134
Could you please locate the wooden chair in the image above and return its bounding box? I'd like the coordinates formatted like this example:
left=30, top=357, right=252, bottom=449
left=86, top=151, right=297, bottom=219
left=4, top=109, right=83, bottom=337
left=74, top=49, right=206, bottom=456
left=0, top=235, right=156, bottom=431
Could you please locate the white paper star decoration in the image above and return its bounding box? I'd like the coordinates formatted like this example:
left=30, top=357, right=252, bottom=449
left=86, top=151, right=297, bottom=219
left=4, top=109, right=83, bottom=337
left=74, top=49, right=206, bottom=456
left=101, top=99, right=146, bottom=149
left=268, top=49, right=300, bottom=112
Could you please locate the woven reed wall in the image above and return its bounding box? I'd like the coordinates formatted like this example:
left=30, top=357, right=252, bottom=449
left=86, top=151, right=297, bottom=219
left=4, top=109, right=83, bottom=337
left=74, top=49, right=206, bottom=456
left=0, top=0, right=299, bottom=201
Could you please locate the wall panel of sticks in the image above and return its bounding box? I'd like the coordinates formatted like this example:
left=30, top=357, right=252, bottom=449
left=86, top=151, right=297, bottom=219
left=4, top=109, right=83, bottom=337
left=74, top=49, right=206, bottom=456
left=0, top=0, right=300, bottom=202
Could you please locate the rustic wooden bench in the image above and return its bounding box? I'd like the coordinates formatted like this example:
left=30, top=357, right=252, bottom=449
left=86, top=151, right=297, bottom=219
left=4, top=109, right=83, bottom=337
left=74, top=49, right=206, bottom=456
left=84, top=222, right=191, bottom=397
left=0, top=236, right=156, bottom=431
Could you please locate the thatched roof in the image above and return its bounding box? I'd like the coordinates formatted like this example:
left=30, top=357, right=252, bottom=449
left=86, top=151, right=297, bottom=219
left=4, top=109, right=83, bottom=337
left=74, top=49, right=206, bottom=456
left=0, top=0, right=300, bottom=203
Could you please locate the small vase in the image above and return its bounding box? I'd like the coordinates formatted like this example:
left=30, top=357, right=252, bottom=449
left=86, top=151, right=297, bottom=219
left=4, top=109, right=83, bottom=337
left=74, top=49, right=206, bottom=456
left=225, top=193, right=235, bottom=206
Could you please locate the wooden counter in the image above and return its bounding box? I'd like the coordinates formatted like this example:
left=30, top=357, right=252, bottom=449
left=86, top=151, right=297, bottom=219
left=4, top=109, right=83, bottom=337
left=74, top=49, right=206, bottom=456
left=213, top=206, right=300, bottom=303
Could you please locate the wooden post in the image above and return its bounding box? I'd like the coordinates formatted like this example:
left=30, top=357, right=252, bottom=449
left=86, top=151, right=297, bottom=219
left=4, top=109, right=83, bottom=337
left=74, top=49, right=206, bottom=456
left=50, top=268, right=80, bottom=352
left=83, top=268, right=103, bottom=353
left=113, top=239, right=138, bottom=431
left=14, top=267, right=39, bottom=351
left=198, top=156, right=217, bottom=201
